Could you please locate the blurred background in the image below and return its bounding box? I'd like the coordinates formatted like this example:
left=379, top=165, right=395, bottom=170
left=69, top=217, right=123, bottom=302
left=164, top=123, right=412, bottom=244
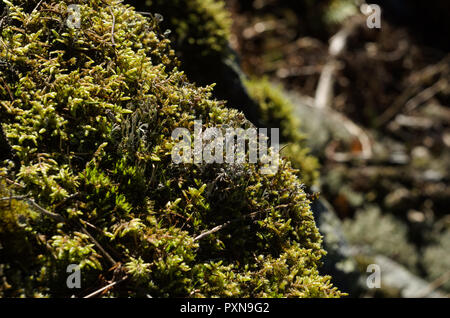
left=220, top=0, right=449, bottom=297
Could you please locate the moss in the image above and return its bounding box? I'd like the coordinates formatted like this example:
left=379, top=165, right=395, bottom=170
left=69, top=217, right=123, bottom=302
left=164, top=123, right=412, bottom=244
left=245, top=78, right=320, bottom=187
left=128, top=0, right=231, bottom=57
left=125, top=0, right=266, bottom=127
left=0, top=0, right=342, bottom=297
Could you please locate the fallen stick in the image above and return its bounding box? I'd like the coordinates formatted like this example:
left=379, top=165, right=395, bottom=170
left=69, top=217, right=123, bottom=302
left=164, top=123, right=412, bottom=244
left=83, top=276, right=128, bottom=298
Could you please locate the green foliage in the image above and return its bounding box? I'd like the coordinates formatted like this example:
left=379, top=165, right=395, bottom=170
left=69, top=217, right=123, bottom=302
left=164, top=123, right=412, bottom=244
left=0, top=0, right=342, bottom=297
left=245, top=78, right=319, bottom=186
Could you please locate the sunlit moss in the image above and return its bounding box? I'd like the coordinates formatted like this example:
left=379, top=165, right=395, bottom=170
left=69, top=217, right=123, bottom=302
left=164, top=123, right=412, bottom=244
left=0, top=0, right=342, bottom=297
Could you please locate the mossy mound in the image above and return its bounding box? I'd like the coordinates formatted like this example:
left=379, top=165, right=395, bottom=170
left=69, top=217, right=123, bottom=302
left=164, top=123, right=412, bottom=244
left=0, top=0, right=342, bottom=297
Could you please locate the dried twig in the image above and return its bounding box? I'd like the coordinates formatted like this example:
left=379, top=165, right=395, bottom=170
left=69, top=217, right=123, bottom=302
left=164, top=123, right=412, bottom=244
left=80, top=225, right=116, bottom=266
left=31, top=0, right=44, bottom=14
left=4, top=196, right=66, bottom=222
left=315, top=17, right=363, bottom=109
left=108, top=6, right=116, bottom=47
left=405, top=79, right=447, bottom=113
left=0, top=77, right=14, bottom=101
left=193, top=204, right=292, bottom=241
left=0, top=195, right=29, bottom=201
left=0, top=176, right=25, bottom=188
left=194, top=221, right=232, bottom=241
left=83, top=276, right=128, bottom=298
left=375, top=86, right=417, bottom=127
left=1, top=190, right=117, bottom=268
left=28, top=198, right=65, bottom=222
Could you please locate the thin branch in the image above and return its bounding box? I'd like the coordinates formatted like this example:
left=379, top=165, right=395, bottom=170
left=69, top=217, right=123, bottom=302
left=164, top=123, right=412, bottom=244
left=0, top=77, right=14, bottom=101
left=28, top=198, right=65, bottom=222
left=405, top=79, right=447, bottom=113
left=313, top=14, right=375, bottom=162
left=193, top=204, right=292, bottom=241
left=0, top=195, right=30, bottom=201
left=194, top=221, right=231, bottom=241
left=80, top=225, right=116, bottom=266
left=108, top=6, right=116, bottom=47
left=31, top=0, right=44, bottom=14
left=83, top=276, right=128, bottom=298
left=5, top=196, right=66, bottom=222
left=0, top=176, right=25, bottom=188
left=314, top=16, right=363, bottom=109
left=136, top=11, right=153, bottom=17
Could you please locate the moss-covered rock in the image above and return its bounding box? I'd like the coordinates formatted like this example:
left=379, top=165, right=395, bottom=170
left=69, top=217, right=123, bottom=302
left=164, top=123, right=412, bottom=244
left=0, top=0, right=342, bottom=297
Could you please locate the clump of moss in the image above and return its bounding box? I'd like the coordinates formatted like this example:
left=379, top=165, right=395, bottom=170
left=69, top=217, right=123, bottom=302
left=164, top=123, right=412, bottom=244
left=126, top=0, right=232, bottom=72
left=0, top=0, right=342, bottom=297
left=245, top=78, right=319, bottom=187
left=128, top=0, right=231, bottom=58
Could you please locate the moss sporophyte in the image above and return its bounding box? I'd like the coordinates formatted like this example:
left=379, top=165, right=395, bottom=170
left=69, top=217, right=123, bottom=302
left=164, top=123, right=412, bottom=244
left=0, top=0, right=343, bottom=297
left=171, top=120, right=280, bottom=174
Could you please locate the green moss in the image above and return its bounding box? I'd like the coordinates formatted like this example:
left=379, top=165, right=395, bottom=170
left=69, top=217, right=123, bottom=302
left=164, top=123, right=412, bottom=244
left=127, top=0, right=231, bottom=58
left=245, top=78, right=320, bottom=187
left=0, top=0, right=342, bottom=297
